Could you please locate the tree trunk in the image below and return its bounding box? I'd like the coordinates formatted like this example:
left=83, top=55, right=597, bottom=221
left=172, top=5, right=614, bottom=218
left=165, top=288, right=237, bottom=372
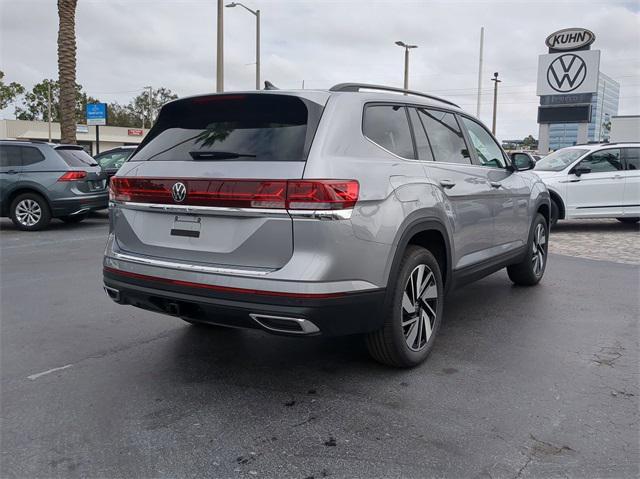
left=57, top=0, right=78, bottom=144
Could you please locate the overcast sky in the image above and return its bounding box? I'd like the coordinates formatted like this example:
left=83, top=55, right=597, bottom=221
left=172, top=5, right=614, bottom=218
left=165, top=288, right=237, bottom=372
left=1, top=0, right=639, bottom=140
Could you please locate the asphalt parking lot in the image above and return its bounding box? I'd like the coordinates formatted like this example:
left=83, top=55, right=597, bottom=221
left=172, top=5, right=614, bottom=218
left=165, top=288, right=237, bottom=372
left=1, top=214, right=638, bottom=479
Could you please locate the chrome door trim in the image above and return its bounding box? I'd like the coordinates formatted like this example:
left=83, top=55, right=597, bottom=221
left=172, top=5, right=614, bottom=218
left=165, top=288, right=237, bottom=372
left=108, top=250, right=274, bottom=277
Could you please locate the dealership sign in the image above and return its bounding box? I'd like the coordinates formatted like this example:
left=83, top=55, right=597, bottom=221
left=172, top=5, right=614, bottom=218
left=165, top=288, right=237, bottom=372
left=546, top=28, right=595, bottom=51
left=537, top=50, right=600, bottom=96
left=128, top=129, right=144, bottom=136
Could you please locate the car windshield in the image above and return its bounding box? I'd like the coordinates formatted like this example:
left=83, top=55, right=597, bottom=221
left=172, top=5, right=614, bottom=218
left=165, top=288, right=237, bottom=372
left=534, top=148, right=588, bottom=171
left=96, top=150, right=134, bottom=169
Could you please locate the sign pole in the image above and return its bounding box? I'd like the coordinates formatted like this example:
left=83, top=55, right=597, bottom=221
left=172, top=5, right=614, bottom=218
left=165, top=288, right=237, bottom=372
left=96, top=125, right=100, bottom=155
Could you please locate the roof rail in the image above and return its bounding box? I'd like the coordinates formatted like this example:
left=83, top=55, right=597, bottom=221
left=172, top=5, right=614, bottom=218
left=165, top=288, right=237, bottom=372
left=0, top=138, right=49, bottom=144
left=329, top=83, right=460, bottom=108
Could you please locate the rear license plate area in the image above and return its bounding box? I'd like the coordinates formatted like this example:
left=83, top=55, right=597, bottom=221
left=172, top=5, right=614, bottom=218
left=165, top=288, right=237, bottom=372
left=88, top=180, right=107, bottom=191
left=171, top=215, right=202, bottom=238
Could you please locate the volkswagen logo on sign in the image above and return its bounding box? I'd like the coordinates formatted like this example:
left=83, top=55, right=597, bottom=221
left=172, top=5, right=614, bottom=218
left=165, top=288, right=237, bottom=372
left=171, top=182, right=187, bottom=203
left=547, top=54, right=587, bottom=93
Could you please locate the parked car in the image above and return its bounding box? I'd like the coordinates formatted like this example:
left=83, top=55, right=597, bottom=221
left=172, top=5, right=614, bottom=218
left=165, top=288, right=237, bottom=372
left=94, top=146, right=136, bottom=180
left=0, top=140, right=108, bottom=230
left=533, top=143, right=640, bottom=225
left=103, top=83, right=550, bottom=367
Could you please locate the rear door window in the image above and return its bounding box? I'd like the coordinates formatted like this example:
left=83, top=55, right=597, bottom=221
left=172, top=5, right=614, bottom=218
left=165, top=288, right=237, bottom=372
left=363, top=104, right=415, bottom=159
left=418, top=109, right=471, bottom=165
left=408, top=108, right=434, bottom=161
left=0, top=145, right=45, bottom=168
left=56, top=148, right=99, bottom=167
left=131, top=94, right=321, bottom=162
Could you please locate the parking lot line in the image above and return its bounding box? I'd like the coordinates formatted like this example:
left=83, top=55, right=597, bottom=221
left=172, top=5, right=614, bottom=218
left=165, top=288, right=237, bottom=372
left=27, top=364, right=73, bottom=381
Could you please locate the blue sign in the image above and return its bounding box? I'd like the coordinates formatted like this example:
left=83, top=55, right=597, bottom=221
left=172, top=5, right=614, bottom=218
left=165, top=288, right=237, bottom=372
left=86, top=103, right=107, bottom=126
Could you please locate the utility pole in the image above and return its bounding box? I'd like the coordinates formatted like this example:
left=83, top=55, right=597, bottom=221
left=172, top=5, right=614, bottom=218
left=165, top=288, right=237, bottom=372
left=476, top=27, right=484, bottom=117
left=47, top=82, right=52, bottom=142
left=217, top=0, right=224, bottom=92
left=145, top=86, right=153, bottom=128
left=395, top=41, right=418, bottom=91
left=491, top=72, right=501, bottom=135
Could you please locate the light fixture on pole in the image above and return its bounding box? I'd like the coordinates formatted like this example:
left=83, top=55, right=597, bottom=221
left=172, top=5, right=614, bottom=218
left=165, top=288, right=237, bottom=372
left=226, top=2, right=261, bottom=90
left=491, top=72, right=501, bottom=135
left=217, top=0, right=224, bottom=92
left=395, top=41, right=418, bottom=91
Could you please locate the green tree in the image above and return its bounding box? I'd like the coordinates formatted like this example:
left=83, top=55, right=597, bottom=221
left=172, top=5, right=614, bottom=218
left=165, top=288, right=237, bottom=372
left=15, top=79, right=96, bottom=123
left=129, top=87, right=178, bottom=128
left=0, top=71, right=25, bottom=110
left=521, top=135, right=537, bottom=149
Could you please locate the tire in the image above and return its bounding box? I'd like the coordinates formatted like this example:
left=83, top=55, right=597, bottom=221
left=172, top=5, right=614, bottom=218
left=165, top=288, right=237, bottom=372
left=507, top=213, right=548, bottom=286
left=9, top=193, right=51, bottom=231
left=616, top=217, right=639, bottom=224
left=60, top=212, right=89, bottom=224
left=366, top=245, right=444, bottom=368
left=550, top=199, right=560, bottom=227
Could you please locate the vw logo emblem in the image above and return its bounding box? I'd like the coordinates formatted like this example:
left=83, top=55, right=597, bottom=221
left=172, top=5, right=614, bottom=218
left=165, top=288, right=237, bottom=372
left=547, top=54, right=587, bottom=93
left=171, top=182, right=187, bottom=203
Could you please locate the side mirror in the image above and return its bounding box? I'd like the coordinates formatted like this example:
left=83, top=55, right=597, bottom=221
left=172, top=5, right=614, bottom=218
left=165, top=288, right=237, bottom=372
left=511, top=153, right=535, bottom=171
left=573, top=165, right=591, bottom=176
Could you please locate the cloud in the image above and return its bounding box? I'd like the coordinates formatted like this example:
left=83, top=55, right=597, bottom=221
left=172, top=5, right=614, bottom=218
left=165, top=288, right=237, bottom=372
left=1, top=0, right=638, bottom=140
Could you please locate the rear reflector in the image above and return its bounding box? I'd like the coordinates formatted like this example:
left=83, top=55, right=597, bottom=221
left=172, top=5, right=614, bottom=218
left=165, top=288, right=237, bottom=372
left=58, top=171, right=87, bottom=181
left=103, top=266, right=345, bottom=298
left=110, top=178, right=359, bottom=210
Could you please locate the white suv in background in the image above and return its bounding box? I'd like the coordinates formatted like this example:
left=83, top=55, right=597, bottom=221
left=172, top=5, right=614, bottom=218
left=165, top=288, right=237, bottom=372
left=533, top=143, right=640, bottom=225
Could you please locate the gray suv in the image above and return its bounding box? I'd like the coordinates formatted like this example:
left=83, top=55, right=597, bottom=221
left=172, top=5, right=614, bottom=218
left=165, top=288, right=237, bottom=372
left=0, top=140, right=108, bottom=230
left=103, top=84, right=550, bottom=367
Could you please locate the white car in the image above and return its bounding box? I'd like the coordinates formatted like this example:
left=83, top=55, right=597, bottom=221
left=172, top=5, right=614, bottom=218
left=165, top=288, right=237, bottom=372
left=533, top=143, right=640, bottom=226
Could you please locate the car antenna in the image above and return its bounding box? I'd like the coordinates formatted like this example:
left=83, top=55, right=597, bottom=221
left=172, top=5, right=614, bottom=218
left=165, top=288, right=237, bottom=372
left=264, top=81, right=279, bottom=90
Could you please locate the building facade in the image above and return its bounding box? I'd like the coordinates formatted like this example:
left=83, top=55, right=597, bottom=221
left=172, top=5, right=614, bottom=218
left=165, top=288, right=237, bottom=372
left=0, top=119, right=148, bottom=155
left=548, top=72, right=620, bottom=150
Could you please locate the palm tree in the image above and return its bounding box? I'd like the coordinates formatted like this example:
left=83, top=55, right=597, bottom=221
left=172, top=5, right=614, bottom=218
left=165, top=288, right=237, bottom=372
left=57, top=0, right=78, bottom=144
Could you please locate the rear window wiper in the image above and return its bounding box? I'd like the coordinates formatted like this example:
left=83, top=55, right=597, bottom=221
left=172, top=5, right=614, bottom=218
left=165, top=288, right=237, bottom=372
left=189, top=151, right=257, bottom=160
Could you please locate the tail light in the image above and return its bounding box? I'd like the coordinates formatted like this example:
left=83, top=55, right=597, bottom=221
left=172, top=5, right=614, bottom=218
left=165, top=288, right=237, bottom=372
left=58, top=171, right=87, bottom=181
left=110, top=178, right=359, bottom=210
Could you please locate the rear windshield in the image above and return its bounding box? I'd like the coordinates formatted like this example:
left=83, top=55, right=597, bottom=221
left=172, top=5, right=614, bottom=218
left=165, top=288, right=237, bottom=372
left=131, top=94, right=321, bottom=162
left=56, top=148, right=98, bottom=167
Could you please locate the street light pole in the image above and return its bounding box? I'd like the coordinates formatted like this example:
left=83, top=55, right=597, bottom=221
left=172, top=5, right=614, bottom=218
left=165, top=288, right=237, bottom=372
left=217, top=0, right=224, bottom=92
left=491, top=72, right=501, bottom=135
left=395, top=41, right=418, bottom=91
left=226, top=2, right=261, bottom=90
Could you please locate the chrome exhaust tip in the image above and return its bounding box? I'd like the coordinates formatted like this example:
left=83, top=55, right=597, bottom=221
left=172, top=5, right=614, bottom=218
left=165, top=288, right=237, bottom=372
left=249, top=313, right=320, bottom=335
left=104, top=286, right=121, bottom=303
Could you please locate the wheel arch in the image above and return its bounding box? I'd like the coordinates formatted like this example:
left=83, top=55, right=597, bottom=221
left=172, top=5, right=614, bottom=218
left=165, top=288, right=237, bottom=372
left=385, top=217, right=453, bottom=295
left=4, top=186, right=52, bottom=217
left=547, top=188, right=566, bottom=220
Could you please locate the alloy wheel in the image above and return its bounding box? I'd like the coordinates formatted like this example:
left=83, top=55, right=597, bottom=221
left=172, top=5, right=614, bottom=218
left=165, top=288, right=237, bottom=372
left=15, top=199, right=42, bottom=227
left=531, top=223, right=546, bottom=276
left=401, top=264, right=438, bottom=352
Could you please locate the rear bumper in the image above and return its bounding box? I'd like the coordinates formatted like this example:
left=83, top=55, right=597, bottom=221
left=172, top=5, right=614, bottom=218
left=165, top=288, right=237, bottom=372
left=103, top=267, right=386, bottom=337
left=51, top=193, right=109, bottom=217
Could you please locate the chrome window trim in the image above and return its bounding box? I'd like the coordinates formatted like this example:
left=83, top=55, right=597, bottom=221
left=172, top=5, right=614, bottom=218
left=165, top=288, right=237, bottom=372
left=108, top=249, right=274, bottom=277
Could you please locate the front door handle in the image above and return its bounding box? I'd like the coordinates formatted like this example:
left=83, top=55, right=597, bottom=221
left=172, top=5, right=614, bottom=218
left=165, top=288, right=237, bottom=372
left=6, top=170, right=18, bottom=175
left=613, top=175, right=624, bottom=180
left=439, top=179, right=456, bottom=189
left=490, top=181, right=502, bottom=188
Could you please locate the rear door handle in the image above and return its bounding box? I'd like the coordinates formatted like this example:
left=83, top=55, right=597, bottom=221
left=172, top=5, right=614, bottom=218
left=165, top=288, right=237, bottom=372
left=490, top=181, right=502, bottom=188
left=6, top=170, right=18, bottom=175
left=439, top=180, right=456, bottom=189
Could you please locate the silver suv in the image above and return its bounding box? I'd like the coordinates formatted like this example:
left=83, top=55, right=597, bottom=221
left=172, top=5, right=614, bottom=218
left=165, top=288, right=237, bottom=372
left=103, top=84, right=550, bottom=367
